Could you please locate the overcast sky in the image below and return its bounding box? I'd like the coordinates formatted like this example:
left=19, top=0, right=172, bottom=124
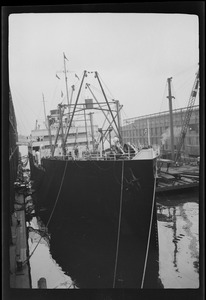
left=8, top=13, right=199, bottom=136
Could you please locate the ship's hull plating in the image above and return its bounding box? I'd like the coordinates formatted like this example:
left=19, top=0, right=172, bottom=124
left=31, top=157, right=160, bottom=288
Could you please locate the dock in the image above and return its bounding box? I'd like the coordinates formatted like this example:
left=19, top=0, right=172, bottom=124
left=10, top=191, right=31, bottom=288
left=156, top=164, right=199, bottom=194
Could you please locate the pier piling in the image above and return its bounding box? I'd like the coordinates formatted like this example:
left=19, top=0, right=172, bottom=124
left=38, top=277, right=47, bottom=289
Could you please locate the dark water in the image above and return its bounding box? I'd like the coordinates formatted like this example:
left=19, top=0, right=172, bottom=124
left=28, top=189, right=199, bottom=289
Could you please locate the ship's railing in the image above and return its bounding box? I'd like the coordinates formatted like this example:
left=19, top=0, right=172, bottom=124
left=46, top=152, right=135, bottom=161
left=82, top=153, right=130, bottom=161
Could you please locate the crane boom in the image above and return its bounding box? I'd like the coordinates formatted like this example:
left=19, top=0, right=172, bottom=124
left=175, top=68, right=199, bottom=162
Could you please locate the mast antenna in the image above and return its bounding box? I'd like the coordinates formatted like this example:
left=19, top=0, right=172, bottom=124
left=167, top=77, right=175, bottom=160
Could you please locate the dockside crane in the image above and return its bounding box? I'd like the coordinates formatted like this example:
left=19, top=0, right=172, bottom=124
left=174, top=68, right=199, bottom=163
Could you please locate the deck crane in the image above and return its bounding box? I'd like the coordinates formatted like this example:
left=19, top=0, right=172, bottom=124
left=174, top=68, right=199, bottom=163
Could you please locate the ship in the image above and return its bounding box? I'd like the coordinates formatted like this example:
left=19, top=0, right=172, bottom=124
left=29, top=67, right=161, bottom=288
left=9, top=88, right=19, bottom=238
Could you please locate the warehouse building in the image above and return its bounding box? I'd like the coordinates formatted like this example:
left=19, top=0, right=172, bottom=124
left=121, top=105, right=199, bottom=159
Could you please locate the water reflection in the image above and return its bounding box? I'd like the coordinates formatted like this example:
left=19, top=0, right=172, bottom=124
left=28, top=217, right=77, bottom=289
left=157, top=199, right=199, bottom=288
left=28, top=190, right=199, bottom=289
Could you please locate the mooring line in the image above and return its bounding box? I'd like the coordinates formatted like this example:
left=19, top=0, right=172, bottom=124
left=113, top=160, right=124, bottom=288
left=22, top=160, right=68, bottom=264
left=46, top=160, right=69, bottom=227
left=140, top=160, right=157, bottom=288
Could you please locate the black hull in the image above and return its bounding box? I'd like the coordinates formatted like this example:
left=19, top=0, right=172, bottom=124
left=28, top=152, right=45, bottom=189
left=9, top=90, right=19, bottom=215
left=30, top=157, right=160, bottom=288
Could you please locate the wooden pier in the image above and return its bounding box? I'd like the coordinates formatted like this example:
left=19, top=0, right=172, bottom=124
left=10, top=192, right=31, bottom=288
left=156, top=164, right=199, bottom=194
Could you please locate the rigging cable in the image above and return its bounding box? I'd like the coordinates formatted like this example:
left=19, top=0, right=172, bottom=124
left=9, top=146, right=18, bottom=161
left=158, top=80, right=168, bottom=113
left=98, top=73, right=115, bottom=100
left=112, top=159, right=124, bottom=288
left=88, top=83, right=114, bottom=101
left=140, top=159, right=157, bottom=288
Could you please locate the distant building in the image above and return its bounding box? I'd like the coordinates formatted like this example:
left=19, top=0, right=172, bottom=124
left=121, top=105, right=199, bottom=158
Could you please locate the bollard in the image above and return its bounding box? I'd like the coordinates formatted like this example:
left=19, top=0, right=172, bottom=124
left=38, top=277, right=47, bottom=289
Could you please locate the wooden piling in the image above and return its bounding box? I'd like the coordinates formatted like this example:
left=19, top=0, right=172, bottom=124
left=38, top=277, right=47, bottom=289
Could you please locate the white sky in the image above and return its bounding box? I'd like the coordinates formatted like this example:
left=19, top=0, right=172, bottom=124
left=8, top=13, right=199, bottom=136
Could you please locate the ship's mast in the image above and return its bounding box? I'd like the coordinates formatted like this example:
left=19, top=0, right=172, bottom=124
left=42, top=93, right=48, bottom=129
left=63, top=52, right=70, bottom=108
left=61, top=70, right=124, bottom=154
left=89, top=112, right=95, bottom=151
left=63, top=84, right=75, bottom=154
left=147, top=119, right=151, bottom=146
left=167, top=77, right=175, bottom=161
left=47, top=115, right=53, bottom=154
left=95, top=72, right=122, bottom=143
left=86, top=83, right=119, bottom=137
left=63, top=53, right=70, bottom=154
left=115, top=100, right=123, bottom=143
left=59, top=104, right=65, bottom=154
left=115, top=100, right=121, bottom=132
left=84, top=108, right=89, bottom=149
left=64, top=70, right=87, bottom=145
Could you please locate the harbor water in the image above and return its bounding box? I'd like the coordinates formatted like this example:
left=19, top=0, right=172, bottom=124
left=27, top=189, right=199, bottom=289
left=28, top=217, right=76, bottom=289
left=156, top=190, right=199, bottom=288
